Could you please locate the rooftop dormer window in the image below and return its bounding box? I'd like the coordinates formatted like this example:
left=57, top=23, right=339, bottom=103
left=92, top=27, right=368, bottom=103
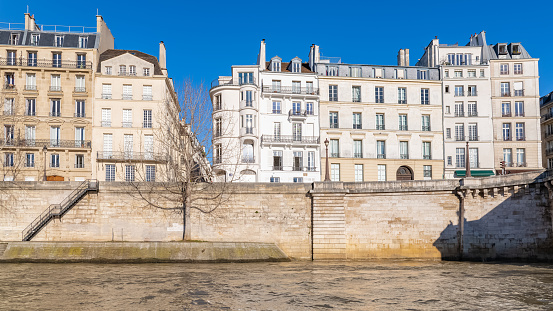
left=9, top=33, right=19, bottom=45
left=326, top=66, right=338, bottom=76
left=512, top=44, right=521, bottom=55
left=290, top=57, right=302, bottom=73
left=78, top=36, right=88, bottom=48
left=270, top=57, right=282, bottom=72
left=31, top=34, right=39, bottom=46
left=54, top=35, right=64, bottom=47
left=498, top=44, right=507, bottom=55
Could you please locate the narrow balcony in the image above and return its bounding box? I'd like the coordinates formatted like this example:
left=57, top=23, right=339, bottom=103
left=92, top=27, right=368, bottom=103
left=74, top=112, right=86, bottom=118
left=142, top=95, right=153, bottom=101
left=261, top=135, right=319, bottom=144
left=288, top=109, right=313, bottom=119
left=25, top=85, right=37, bottom=91
left=102, top=93, right=112, bottom=99
left=210, top=77, right=257, bottom=89
left=241, top=156, right=255, bottom=164
left=262, top=86, right=319, bottom=95
left=49, top=86, right=62, bottom=92
left=377, top=154, right=386, bottom=159
left=0, top=139, right=91, bottom=149
left=74, top=87, right=86, bottom=93
left=49, top=112, right=61, bottom=117
left=0, top=57, right=93, bottom=69
left=96, top=151, right=169, bottom=163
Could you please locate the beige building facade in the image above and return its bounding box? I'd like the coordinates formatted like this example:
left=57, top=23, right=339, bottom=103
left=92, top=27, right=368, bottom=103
left=0, top=13, right=113, bottom=181
left=540, top=92, right=553, bottom=169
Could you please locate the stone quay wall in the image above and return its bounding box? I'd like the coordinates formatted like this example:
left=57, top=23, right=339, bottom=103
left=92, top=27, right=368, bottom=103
left=0, top=171, right=552, bottom=261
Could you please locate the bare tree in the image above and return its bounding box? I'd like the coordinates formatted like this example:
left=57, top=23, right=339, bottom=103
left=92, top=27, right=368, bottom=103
left=125, top=78, right=246, bottom=240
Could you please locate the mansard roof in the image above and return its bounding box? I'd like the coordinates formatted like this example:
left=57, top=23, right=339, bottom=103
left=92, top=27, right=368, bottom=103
left=98, top=49, right=163, bottom=75
left=0, top=30, right=97, bottom=48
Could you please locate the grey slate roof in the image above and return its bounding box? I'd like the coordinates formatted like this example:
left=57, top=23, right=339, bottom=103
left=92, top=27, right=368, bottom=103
left=488, top=42, right=533, bottom=59
left=0, top=30, right=97, bottom=48
left=98, top=49, right=163, bottom=75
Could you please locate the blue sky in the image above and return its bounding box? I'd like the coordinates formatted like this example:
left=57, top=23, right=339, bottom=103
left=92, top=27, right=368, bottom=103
left=1, top=0, right=552, bottom=96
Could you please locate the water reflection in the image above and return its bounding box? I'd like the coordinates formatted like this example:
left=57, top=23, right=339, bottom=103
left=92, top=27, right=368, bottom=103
left=1, top=261, right=552, bottom=310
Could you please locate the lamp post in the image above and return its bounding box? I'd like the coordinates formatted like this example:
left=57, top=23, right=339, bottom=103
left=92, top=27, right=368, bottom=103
left=324, top=138, right=330, bottom=181
left=465, top=141, right=471, bottom=178
left=43, top=145, right=47, bottom=181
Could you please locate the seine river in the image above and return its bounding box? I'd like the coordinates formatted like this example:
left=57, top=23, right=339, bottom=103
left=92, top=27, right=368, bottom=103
left=1, top=261, right=552, bottom=310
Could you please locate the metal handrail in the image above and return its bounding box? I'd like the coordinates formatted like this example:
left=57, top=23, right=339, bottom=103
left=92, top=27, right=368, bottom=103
left=0, top=139, right=91, bottom=148
left=22, top=180, right=97, bottom=241
left=261, top=135, right=320, bottom=144
left=0, top=57, right=93, bottom=69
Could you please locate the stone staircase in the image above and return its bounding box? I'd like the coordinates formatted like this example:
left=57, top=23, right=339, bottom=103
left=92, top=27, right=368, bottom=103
left=311, top=188, right=347, bottom=260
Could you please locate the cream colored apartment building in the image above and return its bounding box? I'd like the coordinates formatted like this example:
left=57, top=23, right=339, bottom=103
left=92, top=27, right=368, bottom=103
left=312, top=47, right=443, bottom=181
left=0, top=13, right=113, bottom=181
left=92, top=43, right=180, bottom=182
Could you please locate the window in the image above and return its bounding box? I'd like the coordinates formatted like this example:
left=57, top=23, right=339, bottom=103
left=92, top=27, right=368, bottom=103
left=102, top=108, right=111, bottom=127
left=454, top=70, right=463, bottom=78
left=467, top=85, right=477, bottom=96
left=375, top=87, right=384, bottom=103
left=269, top=101, right=280, bottom=114
left=146, top=165, right=156, bottom=182
left=8, top=33, right=19, bottom=45
left=102, top=84, right=112, bottom=99
left=143, top=68, right=150, bottom=76
left=214, top=118, right=222, bottom=137
left=26, top=73, right=36, bottom=90
left=5, top=72, right=15, bottom=86
left=239, top=72, right=254, bottom=84
left=293, top=177, right=303, bottom=183
left=214, top=144, right=222, bottom=164
left=75, top=100, right=85, bottom=118
left=500, top=64, right=509, bottom=75
left=291, top=62, right=300, bottom=73
left=105, top=66, right=112, bottom=75
left=31, top=34, right=39, bottom=46
left=515, top=123, right=525, bottom=141
left=306, top=102, right=314, bottom=115
left=444, top=70, right=449, bottom=78
left=292, top=102, right=301, bottom=115
left=398, top=87, right=406, bottom=104
left=502, top=123, right=511, bottom=141
left=105, top=164, right=115, bottom=181
left=54, top=35, right=64, bottom=47
left=326, top=66, right=338, bottom=76
left=75, top=75, right=85, bottom=92
left=376, top=114, right=385, bottom=130
left=292, top=123, right=302, bottom=141
left=4, top=153, right=14, bottom=167
left=417, top=70, right=427, bottom=79
left=270, top=177, right=280, bottom=183
left=129, top=65, right=136, bottom=76
left=119, top=65, right=127, bottom=75
left=50, top=126, right=60, bottom=147
left=503, top=148, right=513, bottom=166
left=28, top=52, right=37, bottom=66
left=273, top=151, right=283, bottom=170
left=354, top=164, right=364, bottom=182
left=398, top=114, right=408, bottom=131
left=456, top=148, right=465, bottom=168
left=123, top=85, right=132, bottom=100
left=329, top=85, right=338, bottom=101
left=455, top=86, right=464, bottom=96
left=52, top=53, right=61, bottom=68
left=502, top=102, right=511, bottom=117
left=78, top=36, right=88, bottom=48
left=142, top=85, right=153, bottom=101
left=125, top=165, right=135, bottom=182
left=377, top=141, right=386, bottom=158
left=516, top=149, right=526, bottom=167
left=514, top=63, right=523, bottom=75
left=445, top=86, right=449, bottom=93
left=75, top=154, right=84, bottom=168
left=103, top=134, right=113, bottom=159
left=330, top=139, right=339, bottom=158
left=76, top=54, right=86, bottom=69
left=422, top=115, right=430, bottom=131
left=468, top=123, right=478, bottom=141
left=75, top=127, right=85, bottom=147
left=350, top=66, right=361, bottom=77
left=245, top=114, right=253, bottom=134
left=455, top=124, right=465, bottom=141
left=373, top=68, right=383, bottom=78
left=399, top=141, right=409, bottom=159
left=306, top=82, right=314, bottom=94
left=468, top=102, right=477, bottom=116
left=421, top=89, right=429, bottom=105
left=469, top=148, right=478, bottom=168
left=273, top=122, right=281, bottom=139
left=353, top=140, right=362, bottom=158
left=352, top=86, right=361, bottom=102
left=447, top=156, right=452, bottom=166
left=446, top=128, right=451, bottom=139
left=329, top=112, right=339, bottom=128
left=330, top=164, right=340, bottom=181
left=467, top=70, right=476, bottom=78
left=25, top=125, right=35, bottom=144
left=49, top=74, right=61, bottom=92
left=4, top=125, right=14, bottom=143
left=353, top=113, right=362, bottom=129
left=25, top=153, right=35, bottom=167
left=143, top=110, right=152, bottom=128
left=377, top=165, right=386, bottom=181
left=124, top=136, right=133, bottom=160
left=480, top=69, right=485, bottom=77
left=423, top=165, right=432, bottom=178
left=144, top=135, right=154, bottom=160
left=293, top=151, right=303, bottom=171
left=4, top=98, right=14, bottom=115
left=50, top=154, right=60, bottom=168
left=422, top=142, right=431, bottom=159
left=501, top=82, right=510, bottom=96
left=455, top=102, right=464, bottom=117
left=515, top=101, right=524, bottom=117
left=50, top=99, right=61, bottom=117
left=25, top=99, right=36, bottom=116
left=514, top=82, right=523, bottom=96
left=292, top=81, right=300, bottom=94
left=271, top=61, right=281, bottom=72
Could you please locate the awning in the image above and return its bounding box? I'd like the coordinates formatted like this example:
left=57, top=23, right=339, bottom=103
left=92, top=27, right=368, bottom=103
left=455, top=170, right=495, bottom=177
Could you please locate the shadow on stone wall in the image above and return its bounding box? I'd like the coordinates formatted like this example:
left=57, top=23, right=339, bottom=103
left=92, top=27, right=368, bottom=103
left=433, top=183, right=553, bottom=262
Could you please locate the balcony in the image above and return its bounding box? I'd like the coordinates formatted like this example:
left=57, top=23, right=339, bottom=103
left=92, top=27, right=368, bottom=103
left=49, top=112, right=61, bottom=117
left=455, top=136, right=465, bottom=141
left=25, top=111, right=36, bottom=116
left=468, top=135, right=479, bottom=141
left=377, top=154, right=386, bottom=159
left=542, top=113, right=553, bottom=122
left=454, top=112, right=464, bottom=117
left=49, top=86, right=62, bottom=92
left=0, top=139, right=91, bottom=149
left=142, top=95, right=153, bottom=101
left=261, top=135, right=319, bottom=144
left=122, top=122, right=132, bottom=128
left=503, top=136, right=512, bottom=141
left=272, top=109, right=282, bottom=114
left=101, top=93, right=112, bottom=99
left=423, top=155, right=432, bottom=160
left=239, top=100, right=256, bottom=110
left=515, top=162, right=527, bottom=167
left=273, top=165, right=283, bottom=171
left=399, top=125, right=408, bottom=131
left=241, top=156, right=255, bottom=164
left=422, top=126, right=431, bottom=131
left=288, top=109, right=313, bottom=119
left=501, top=91, right=511, bottom=97
left=118, top=72, right=137, bottom=76
left=330, top=153, right=340, bottom=158
left=211, top=77, right=257, bottom=89
left=25, top=85, right=37, bottom=91
left=514, top=90, right=524, bottom=96
left=102, top=121, right=111, bottom=127
left=74, top=163, right=85, bottom=168
left=96, top=151, right=168, bottom=163
left=262, top=86, right=319, bottom=95
left=74, top=87, right=86, bottom=93
left=400, top=154, right=409, bottom=159
left=376, top=124, right=385, bottom=130
left=122, top=94, right=133, bottom=100
left=398, top=100, right=407, bottom=104
left=143, top=122, right=152, bottom=128
left=0, top=57, right=93, bottom=69
left=3, top=83, right=16, bottom=91
left=354, top=153, right=363, bottom=158
left=467, top=111, right=478, bottom=117
left=74, top=112, right=86, bottom=118
left=516, top=136, right=526, bottom=141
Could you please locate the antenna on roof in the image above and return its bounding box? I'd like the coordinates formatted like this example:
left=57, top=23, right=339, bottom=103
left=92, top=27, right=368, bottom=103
left=97, top=8, right=99, bottom=15
left=27, top=5, right=29, bottom=13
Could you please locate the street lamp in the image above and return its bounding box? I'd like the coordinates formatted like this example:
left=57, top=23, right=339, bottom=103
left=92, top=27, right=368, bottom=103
left=465, top=141, right=471, bottom=178
left=324, top=138, right=330, bottom=181
left=42, top=145, right=47, bottom=181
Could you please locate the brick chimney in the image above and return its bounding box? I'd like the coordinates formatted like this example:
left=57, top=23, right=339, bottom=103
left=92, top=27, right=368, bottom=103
left=159, top=41, right=167, bottom=75
left=257, top=39, right=266, bottom=70
left=24, top=13, right=37, bottom=31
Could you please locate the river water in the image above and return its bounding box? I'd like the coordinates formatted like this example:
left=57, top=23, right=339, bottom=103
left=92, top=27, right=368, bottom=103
left=1, top=261, right=552, bottom=310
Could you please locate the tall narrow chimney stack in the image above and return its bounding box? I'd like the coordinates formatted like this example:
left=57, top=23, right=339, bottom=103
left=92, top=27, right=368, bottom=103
left=159, top=41, right=167, bottom=75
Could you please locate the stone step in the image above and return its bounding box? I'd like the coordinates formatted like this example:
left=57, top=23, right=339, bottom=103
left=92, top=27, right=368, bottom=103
left=0, top=243, right=7, bottom=256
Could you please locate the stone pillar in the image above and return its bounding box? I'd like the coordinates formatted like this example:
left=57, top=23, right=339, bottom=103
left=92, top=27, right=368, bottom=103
left=310, top=182, right=348, bottom=260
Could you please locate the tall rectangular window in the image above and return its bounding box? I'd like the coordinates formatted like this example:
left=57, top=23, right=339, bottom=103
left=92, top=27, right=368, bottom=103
left=75, top=154, right=84, bottom=168
left=422, top=142, right=431, bottom=159
left=26, top=73, right=36, bottom=90
left=514, top=82, right=523, bottom=96
left=4, top=125, right=14, bottom=143
left=306, top=102, right=313, bottom=115
left=25, top=98, right=36, bottom=116
left=50, top=99, right=61, bottom=117
left=516, top=148, right=526, bottom=167
left=516, top=123, right=525, bottom=141
left=375, top=87, right=384, bottom=103
left=308, top=151, right=315, bottom=171
left=273, top=150, right=283, bottom=170
left=455, top=124, right=464, bottom=141
left=501, top=82, right=510, bottom=96
left=377, top=141, right=386, bottom=158
left=293, top=151, right=303, bottom=171
left=54, top=35, right=64, bottom=47
left=272, top=101, right=281, bottom=114
left=4, top=98, right=14, bottom=115
left=515, top=101, right=524, bottom=117
left=456, top=148, right=465, bottom=168
left=52, top=53, right=61, bottom=67
left=292, top=102, right=301, bottom=115
left=468, top=123, right=478, bottom=141
left=376, top=114, right=385, bottom=130
left=75, top=75, right=85, bottom=92
left=292, top=123, right=302, bottom=141
left=502, top=102, right=511, bottom=117
left=377, top=164, right=386, bottom=181
left=144, top=135, right=154, bottom=160
left=103, top=134, right=112, bottom=158
left=77, top=54, right=86, bottom=68
left=352, top=86, right=361, bottom=102
left=330, top=139, right=339, bottom=157
left=503, top=148, right=513, bottom=166
left=514, top=63, right=523, bottom=75
left=399, top=141, right=409, bottom=159
left=26, top=153, right=35, bottom=167
left=423, top=165, right=432, bottom=179
left=143, top=85, right=153, bottom=100
left=239, top=72, right=254, bottom=84
left=468, top=102, right=477, bottom=116
left=124, top=134, right=133, bottom=159
left=102, top=108, right=111, bottom=127
left=469, top=148, right=479, bottom=168
left=330, top=164, right=340, bottom=181
left=146, top=165, right=156, bottom=182
left=398, top=87, right=406, bottom=104
left=143, top=110, right=152, bottom=128
left=398, top=114, right=408, bottom=131
left=25, top=125, right=35, bottom=144
left=28, top=52, right=37, bottom=66
left=78, top=36, right=88, bottom=48
left=353, top=113, right=362, bottom=129
left=75, top=100, right=85, bottom=118
left=105, top=164, right=115, bottom=181
left=125, top=165, right=135, bottom=182
left=329, top=112, right=339, bottom=128
left=353, top=140, right=362, bottom=158
left=329, top=85, right=338, bottom=101
left=500, top=64, right=509, bottom=75
left=354, top=164, right=364, bottom=182
left=455, top=86, right=464, bottom=97
left=123, top=85, right=132, bottom=100
left=50, top=154, right=60, bottom=168
left=421, top=88, right=429, bottom=105
left=422, top=115, right=430, bottom=131
left=292, top=81, right=301, bottom=94
left=273, top=122, right=281, bottom=138
left=503, top=123, right=511, bottom=141
left=4, top=153, right=14, bottom=167
left=349, top=66, right=361, bottom=77
left=75, top=127, right=85, bottom=147
left=455, top=102, right=464, bottom=117
left=50, top=126, right=60, bottom=147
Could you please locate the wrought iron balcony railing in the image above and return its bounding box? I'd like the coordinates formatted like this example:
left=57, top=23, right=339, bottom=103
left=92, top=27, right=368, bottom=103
left=422, top=126, right=431, bottom=131
left=0, top=139, right=91, bottom=148
left=96, top=151, right=169, bottom=163
left=142, top=95, right=153, bottom=101
left=0, top=57, right=93, bottom=69
left=74, top=112, right=86, bottom=118
left=49, top=112, right=61, bottom=117
left=211, top=77, right=257, bottom=89
left=74, top=87, right=86, bottom=93
left=261, top=135, right=320, bottom=144
left=241, top=156, right=255, bottom=163
left=49, top=86, right=62, bottom=92
left=122, top=122, right=132, bottom=128
left=262, top=86, right=319, bottom=95
left=288, top=109, right=314, bottom=117
left=101, top=93, right=112, bottom=99
left=25, top=85, right=37, bottom=91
